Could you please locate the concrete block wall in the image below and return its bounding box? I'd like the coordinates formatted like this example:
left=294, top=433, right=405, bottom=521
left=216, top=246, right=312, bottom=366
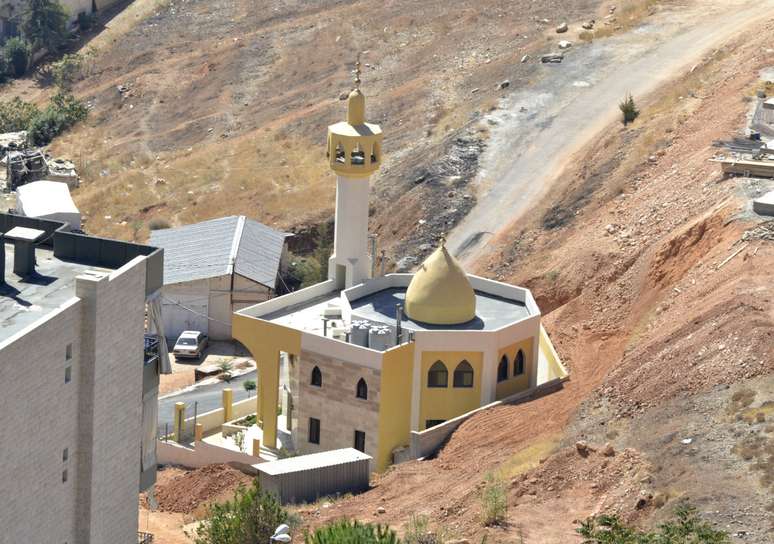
left=0, top=300, right=82, bottom=543
left=76, top=258, right=147, bottom=544
left=293, top=351, right=381, bottom=468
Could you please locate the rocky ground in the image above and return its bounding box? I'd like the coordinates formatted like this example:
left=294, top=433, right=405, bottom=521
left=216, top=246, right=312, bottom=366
left=298, top=11, right=774, bottom=544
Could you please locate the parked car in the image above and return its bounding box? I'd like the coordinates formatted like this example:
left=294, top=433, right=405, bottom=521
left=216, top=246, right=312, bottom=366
left=173, top=330, right=208, bottom=360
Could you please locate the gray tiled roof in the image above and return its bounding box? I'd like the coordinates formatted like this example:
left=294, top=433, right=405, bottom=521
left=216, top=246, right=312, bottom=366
left=149, top=216, right=287, bottom=288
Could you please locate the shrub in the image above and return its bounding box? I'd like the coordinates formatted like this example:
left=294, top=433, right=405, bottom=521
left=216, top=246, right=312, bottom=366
left=217, top=360, right=234, bottom=382
left=3, top=37, right=31, bottom=77
left=192, top=481, right=289, bottom=544
left=51, top=53, right=84, bottom=90
left=243, top=379, right=257, bottom=396
left=305, top=520, right=400, bottom=544
left=619, top=93, right=640, bottom=126
left=0, top=97, right=40, bottom=133
left=480, top=473, right=507, bottom=526
left=404, top=515, right=443, bottom=544
left=148, top=218, right=171, bottom=230
left=284, top=254, right=323, bottom=291
left=576, top=502, right=730, bottom=543
left=77, top=11, right=97, bottom=32
left=28, top=91, right=88, bottom=146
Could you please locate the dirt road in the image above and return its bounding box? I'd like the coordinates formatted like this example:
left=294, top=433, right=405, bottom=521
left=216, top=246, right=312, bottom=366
left=447, top=0, right=774, bottom=264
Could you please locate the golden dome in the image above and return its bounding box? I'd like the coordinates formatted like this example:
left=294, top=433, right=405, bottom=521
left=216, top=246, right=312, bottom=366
left=404, top=243, right=476, bottom=325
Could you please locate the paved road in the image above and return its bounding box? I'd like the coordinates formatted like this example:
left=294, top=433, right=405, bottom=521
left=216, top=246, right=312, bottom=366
left=446, top=0, right=774, bottom=265
left=158, top=370, right=257, bottom=432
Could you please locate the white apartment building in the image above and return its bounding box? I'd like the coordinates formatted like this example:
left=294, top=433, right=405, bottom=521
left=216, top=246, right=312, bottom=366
left=0, top=213, right=164, bottom=543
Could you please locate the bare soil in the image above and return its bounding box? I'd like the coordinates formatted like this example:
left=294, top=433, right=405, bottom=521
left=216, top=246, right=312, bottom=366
left=298, top=13, right=774, bottom=544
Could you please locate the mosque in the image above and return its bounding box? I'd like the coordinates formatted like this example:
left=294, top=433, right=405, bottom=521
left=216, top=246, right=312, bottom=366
left=233, top=61, right=567, bottom=471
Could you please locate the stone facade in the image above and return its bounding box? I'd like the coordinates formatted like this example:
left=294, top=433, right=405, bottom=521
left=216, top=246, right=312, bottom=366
left=292, top=351, right=381, bottom=468
left=0, top=257, right=150, bottom=544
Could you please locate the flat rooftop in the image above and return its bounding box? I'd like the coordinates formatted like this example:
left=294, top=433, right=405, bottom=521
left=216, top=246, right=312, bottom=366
left=350, top=287, right=530, bottom=331
left=1, top=245, right=110, bottom=344
left=262, top=286, right=531, bottom=339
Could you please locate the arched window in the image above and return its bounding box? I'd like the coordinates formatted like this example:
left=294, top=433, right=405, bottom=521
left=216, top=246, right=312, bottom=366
left=427, top=361, right=448, bottom=388
left=310, top=366, right=322, bottom=387
left=514, top=350, right=525, bottom=376
left=356, top=378, right=368, bottom=400
left=453, top=360, right=474, bottom=388
left=497, top=355, right=509, bottom=383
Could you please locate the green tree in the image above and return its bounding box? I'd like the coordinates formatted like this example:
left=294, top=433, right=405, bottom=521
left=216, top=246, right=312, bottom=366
left=577, top=503, right=730, bottom=543
left=0, top=97, right=40, bottom=132
left=22, top=0, right=70, bottom=53
left=305, top=520, right=400, bottom=544
left=3, top=37, right=31, bottom=77
left=217, top=360, right=234, bottom=382
left=51, top=52, right=84, bottom=90
left=243, top=379, right=256, bottom=397
left=27, top=91, right=88, bottom=146
left=619, top=93, right=640, bottom=126
left=192, top=481, right=289, bottom=544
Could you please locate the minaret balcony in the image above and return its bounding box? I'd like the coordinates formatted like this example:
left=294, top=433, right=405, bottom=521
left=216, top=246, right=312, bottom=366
left=327, top=121, right=383, bottom=177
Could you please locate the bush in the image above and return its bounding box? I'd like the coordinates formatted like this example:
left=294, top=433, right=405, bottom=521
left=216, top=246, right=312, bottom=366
left=192, top=481, right=289, bottom=544
left=619, top=93, right=640, bottom=126
left=305, top=520, right=400, bottom=544
left=480, top=473, right=507, bottom=526
left=28, top=92, right=88, bottom=146
left=284, top=254, right=323, bottom=291
left=3, top=37, right=31, bottom=77
left=51, top=53, right=84, bottom=90
left=148, top=218, right=171, bottom=230
left=77, top=11, right=97, bottom=32
left=576, top=503, right=730, bottom=543
left=0, top=97, right=41, bottom=133
left=404, top=515, right=443, bottom=544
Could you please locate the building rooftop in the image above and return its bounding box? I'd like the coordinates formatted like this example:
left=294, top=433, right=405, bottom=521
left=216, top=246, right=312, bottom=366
left=1, top=213, right=163, bottom=346
left=149, top=215, right=289, bottom=288
left=350, top=287, right=530, bottom=331
left=0, top=245, right=110, bottom=344
left=255, top=448, right=371, bottom=476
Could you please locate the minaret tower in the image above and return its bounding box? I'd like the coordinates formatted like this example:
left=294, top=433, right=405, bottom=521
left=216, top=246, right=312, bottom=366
left=326, top=54, right=383, bottom=288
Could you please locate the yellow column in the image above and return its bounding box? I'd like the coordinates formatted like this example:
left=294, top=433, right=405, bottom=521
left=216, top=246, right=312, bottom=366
left=174, top=402, right=185, bottom=442
left=194, top=423, right=204, bottom=442
left=222, top=388, right=233, bottom=422
left=252, top=438, right=261, bottom=457
left=259, top=358, right=280, bottom=448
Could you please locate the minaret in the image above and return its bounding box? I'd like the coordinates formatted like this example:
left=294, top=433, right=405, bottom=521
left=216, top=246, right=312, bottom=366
left=326, top=54, right=383, bottom=289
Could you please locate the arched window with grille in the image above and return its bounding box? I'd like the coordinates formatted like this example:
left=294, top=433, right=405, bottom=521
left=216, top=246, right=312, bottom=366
left=311, top=366, right=322, bottom=387
left=427, top=361, right=448, bottom=388
left=497, top=355, right=509, bottom=383
left=514, top=350, right=525, bottom=376
left=356, top=378, right=368, bottom=399
left=453, top=360, right=474, bottom=388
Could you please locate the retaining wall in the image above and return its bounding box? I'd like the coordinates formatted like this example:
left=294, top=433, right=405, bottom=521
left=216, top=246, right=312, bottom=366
left=405, top=376, right=568, bottom=462
left=157, top=440, right=262, bottom=473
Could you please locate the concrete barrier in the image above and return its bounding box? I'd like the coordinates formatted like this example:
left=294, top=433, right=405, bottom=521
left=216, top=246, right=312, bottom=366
left=157, top=439, right=263, bottom=473
left=182, top=396, right=256, bottom=435
left=406, top=376, right=568, bottom=462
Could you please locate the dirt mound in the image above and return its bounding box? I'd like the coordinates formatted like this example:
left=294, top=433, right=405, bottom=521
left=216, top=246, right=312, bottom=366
left=149, top=464, right=253, bottom=514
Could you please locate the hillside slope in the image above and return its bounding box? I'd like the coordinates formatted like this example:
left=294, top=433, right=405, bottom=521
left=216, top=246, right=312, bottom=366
left=33, top=0, right=604, bottom=242
left=302, top=15, right=774, bottom=544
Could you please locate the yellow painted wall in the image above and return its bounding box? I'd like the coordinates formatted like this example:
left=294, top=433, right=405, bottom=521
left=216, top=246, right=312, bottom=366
left=540, top=325, right=568, bottom=379
left=376, top=343, right=414, bottom=471
left=232, top=314, right=301, bottom=448
left=419, top=351, right=482, bottom=430
left=495, top=337, right=534, bottom=400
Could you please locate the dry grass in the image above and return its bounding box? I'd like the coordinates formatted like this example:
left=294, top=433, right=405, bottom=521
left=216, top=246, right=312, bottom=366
left=494, top=434, right=560, bottom=480
left=88, top=0, right=172, bottom=52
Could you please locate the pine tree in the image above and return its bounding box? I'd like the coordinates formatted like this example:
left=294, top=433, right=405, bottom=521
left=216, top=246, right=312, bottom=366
left=22, top=0, right=69, bottom=53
